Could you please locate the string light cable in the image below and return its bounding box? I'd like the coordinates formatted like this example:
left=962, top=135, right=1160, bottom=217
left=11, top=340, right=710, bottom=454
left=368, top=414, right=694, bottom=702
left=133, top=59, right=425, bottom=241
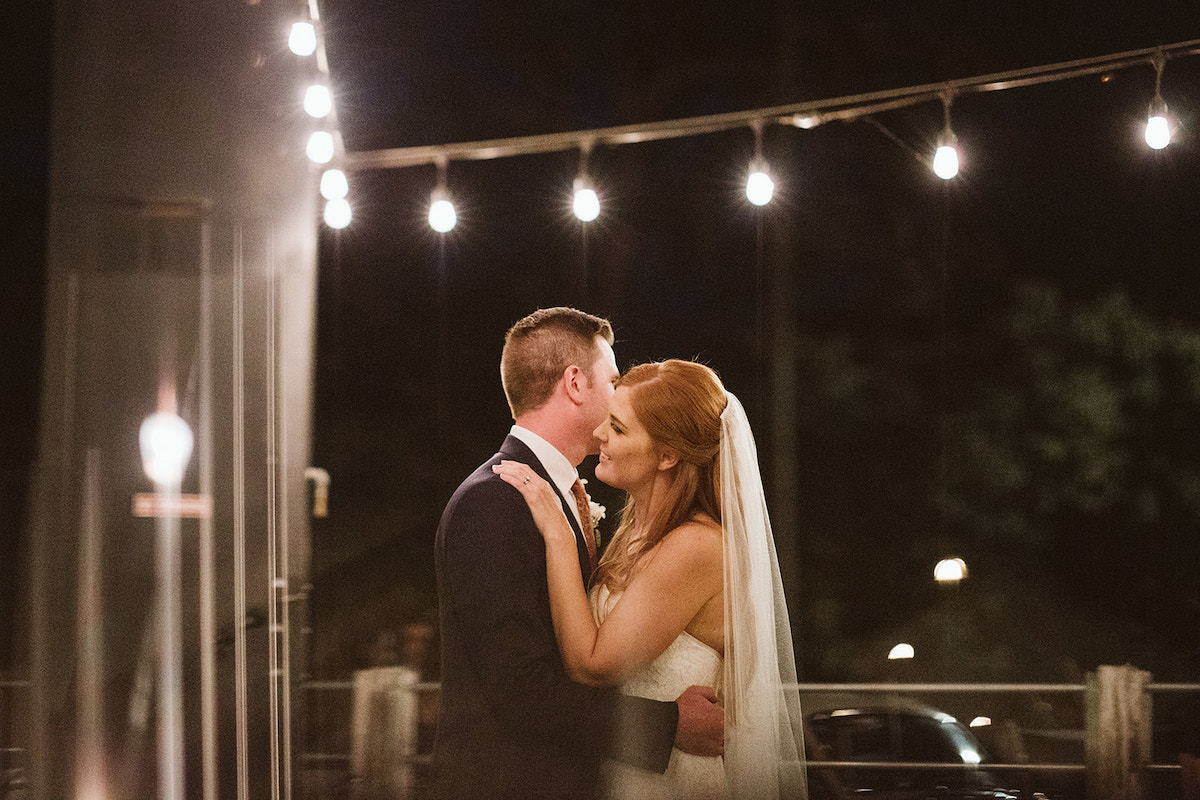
left=341, top=37, right=1200, bottom=173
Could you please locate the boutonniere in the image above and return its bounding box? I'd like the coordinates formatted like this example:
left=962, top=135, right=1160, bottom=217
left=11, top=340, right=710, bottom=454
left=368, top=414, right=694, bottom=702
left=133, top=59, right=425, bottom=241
left=580, top=479, right=606, bottom=547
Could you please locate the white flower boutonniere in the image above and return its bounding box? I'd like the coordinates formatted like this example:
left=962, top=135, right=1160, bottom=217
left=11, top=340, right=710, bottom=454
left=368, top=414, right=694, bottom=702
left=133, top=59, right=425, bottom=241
left=580, top=478, right=606, bottom=548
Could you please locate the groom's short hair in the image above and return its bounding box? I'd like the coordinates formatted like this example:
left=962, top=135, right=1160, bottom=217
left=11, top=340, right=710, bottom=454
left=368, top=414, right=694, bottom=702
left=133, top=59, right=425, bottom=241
left=501, top=307, right=614, bottom=418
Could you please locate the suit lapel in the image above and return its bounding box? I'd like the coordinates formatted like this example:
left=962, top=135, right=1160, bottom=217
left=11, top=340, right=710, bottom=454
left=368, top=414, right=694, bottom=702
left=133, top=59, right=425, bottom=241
left=499, top=435, right=591, bottom=581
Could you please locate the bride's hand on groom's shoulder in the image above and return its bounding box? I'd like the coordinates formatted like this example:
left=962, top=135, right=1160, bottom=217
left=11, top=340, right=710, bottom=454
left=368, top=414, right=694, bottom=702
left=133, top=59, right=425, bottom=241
left=493, top=460, right=574, bottom=546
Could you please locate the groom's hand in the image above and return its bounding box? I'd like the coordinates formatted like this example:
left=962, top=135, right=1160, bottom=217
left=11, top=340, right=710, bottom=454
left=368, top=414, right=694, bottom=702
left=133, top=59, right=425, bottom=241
left=673, top=684, right=724, bottom=757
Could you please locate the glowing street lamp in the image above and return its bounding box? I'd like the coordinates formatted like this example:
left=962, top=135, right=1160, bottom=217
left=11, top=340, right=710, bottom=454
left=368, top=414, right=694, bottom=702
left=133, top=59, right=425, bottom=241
left=934, top=557, right=968, bottom=584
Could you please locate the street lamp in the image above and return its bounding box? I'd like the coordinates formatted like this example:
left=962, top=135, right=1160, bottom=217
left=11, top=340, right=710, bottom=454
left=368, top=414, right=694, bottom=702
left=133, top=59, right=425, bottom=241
left=140, top=410, right=193, bottom=800
left=934, top=557, right=968, bottom=584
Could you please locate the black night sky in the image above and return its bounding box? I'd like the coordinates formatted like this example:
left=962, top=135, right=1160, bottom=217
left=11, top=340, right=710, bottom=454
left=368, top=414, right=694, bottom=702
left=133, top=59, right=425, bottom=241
left=6, top=2, right=1200, bottom=687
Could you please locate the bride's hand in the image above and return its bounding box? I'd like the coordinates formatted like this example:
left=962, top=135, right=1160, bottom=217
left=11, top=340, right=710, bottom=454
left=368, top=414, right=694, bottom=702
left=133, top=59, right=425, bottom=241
left=493, top=461, right=575, bottom=546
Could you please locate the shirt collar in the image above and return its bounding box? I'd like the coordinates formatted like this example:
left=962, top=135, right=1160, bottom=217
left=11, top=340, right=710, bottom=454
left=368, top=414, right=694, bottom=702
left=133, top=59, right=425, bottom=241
left=509, top=424, right=579, bottom=504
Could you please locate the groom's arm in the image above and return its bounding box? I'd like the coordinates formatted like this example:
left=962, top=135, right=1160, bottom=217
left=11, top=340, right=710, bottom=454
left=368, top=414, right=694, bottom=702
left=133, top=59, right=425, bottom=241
left=443, top=477, right=678, bottom=770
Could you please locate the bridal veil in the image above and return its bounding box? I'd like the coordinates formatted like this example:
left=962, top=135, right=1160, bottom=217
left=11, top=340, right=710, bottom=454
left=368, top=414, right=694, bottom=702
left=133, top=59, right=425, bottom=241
left=719, top=392, right=807, bottom=800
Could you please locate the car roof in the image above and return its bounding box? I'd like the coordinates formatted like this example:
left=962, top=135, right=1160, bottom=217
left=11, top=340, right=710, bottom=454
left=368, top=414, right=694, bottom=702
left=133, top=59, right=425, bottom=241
left=802, top=691, right=964, bottom=724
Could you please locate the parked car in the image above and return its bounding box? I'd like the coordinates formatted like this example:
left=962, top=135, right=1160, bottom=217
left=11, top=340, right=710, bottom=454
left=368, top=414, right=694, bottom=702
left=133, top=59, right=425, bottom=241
left=803, top=692, right=1020, bottom=800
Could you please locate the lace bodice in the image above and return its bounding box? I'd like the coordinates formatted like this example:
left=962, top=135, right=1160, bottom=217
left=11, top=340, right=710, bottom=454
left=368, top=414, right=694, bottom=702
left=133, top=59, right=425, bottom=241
left=590, top=583, right=728, bottom=800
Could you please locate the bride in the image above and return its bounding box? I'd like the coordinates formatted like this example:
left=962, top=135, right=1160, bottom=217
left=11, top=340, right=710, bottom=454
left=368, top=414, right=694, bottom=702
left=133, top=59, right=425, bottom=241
left=495, top=359, right=807, bottom=799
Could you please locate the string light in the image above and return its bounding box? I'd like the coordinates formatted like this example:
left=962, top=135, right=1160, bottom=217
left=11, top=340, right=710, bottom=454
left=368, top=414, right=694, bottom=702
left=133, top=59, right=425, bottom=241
left=320, top=168, right=349, bottom=200
left=572, top=143, right=600, bottom=222
left=320, top=38, right=1198, bottom=232
left=288, top=20, right=316, bottom=57
left=304, top=83, right=332, bottom=119
left=428, top=158, right=457, bottom=233
left=306, top=130, right=335, bottom=164
left=1145, top=52, right=1172, bottom=149
left=344, top=39, right=1200, bottom=176
left=745, top=120, right=775, bottom=206
left=572, top=178, right=600, bottom=222
left=932, top=92, right=960, bottom=180
left=324, top=197, right=352, bottom=229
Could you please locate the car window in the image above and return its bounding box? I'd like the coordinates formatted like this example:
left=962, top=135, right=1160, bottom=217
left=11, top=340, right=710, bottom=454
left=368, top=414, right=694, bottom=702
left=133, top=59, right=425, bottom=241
left=899, top=715, right=968, bottom=762
left=810, top=713, right=892, bottom=761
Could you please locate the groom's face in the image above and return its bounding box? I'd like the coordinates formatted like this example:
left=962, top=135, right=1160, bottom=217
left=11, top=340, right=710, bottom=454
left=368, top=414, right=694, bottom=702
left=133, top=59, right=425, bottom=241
left=581, top=338, right=619, bottom=455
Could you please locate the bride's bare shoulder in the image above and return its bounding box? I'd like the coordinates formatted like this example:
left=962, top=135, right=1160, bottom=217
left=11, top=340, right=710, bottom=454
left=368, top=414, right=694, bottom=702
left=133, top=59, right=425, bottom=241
left=659, top=515, right=722, bottom=556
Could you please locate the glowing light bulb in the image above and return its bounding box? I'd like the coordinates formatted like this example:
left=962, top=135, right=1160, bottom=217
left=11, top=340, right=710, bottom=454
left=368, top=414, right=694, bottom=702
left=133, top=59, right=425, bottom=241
left=139, top=413, right=194, bottom=484
left=934, top=557, right=968, bottom=583
left=572, top=178, right=599, bottom=222
left=306, top=131, right=334, bottom=164
left=304, top=84, right=332, bottom=119
left=323, top=198, right=351, bottom=229
left=746, top=163, right=774, bottom=206
left=887, top=643, right=914, bottom=660
left=288, top=21, right=317, bottom=57
left=1145, top=101, right=1171, bottom=149
left=933, top=136, right=959, bottom=180
left=320, top=169, right=349, bottom=200
left=429, top=189, right=456, bottom=232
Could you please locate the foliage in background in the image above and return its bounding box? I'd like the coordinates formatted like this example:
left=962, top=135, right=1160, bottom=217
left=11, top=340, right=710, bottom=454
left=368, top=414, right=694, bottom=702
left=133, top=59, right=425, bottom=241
left=797, top=281, right=1200, bottom=680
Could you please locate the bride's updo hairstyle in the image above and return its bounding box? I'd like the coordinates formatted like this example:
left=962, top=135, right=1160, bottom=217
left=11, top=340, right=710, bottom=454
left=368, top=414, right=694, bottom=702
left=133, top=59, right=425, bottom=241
left=596, top=360, right=728, bottom=591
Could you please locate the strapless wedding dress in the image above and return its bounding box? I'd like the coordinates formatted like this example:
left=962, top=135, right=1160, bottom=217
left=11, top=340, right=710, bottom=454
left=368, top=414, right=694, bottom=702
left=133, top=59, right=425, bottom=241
left=592, top=585, right=728, bottom=800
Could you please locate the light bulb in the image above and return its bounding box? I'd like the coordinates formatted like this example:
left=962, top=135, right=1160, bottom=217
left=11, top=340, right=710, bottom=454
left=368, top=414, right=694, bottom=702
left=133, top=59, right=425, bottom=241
left=746, top=164, right=774, bottom=206
left=933, top=139, right=959, bottom=180
left=429, top=190, right=456, bottom=232
left=572, top=178, right=600, bottom=222
left=887, top=643, right=914, bottom=660
left=304, top=84, right=332, bottom=119
left=323, top=198, right=352, bottom=229
left=306, top=131, right=334, bottom=164
left=288, top=21, right=317, bottom=57
left=1145, top=100, right=1171, bottom=149
left=934, top=557, right=968, bottom=583
left=320, top=169, right=349, bottom=200
left=140, top=412, right=194, bottom=485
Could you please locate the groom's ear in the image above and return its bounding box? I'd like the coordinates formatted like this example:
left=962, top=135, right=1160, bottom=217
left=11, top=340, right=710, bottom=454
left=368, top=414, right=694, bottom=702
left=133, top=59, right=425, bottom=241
left=658, top=450, right=679, bottom=471
left=562, top=364, right=586, bottom=404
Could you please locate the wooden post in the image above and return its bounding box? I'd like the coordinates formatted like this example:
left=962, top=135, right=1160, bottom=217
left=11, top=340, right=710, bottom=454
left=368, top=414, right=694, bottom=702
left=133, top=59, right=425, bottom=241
left=1085, top=665, right=1152, bottom=800
left=351, top=666, right=420, bottom=799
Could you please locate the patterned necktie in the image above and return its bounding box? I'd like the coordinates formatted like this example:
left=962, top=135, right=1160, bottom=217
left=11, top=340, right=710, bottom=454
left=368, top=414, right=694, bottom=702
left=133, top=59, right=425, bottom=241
left=570, top=478, right=597, bottom=572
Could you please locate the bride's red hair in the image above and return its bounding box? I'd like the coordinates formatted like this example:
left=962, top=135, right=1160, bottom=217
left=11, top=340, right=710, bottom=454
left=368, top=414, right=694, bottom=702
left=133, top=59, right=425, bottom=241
left=594, top=360, right=727, bottom=592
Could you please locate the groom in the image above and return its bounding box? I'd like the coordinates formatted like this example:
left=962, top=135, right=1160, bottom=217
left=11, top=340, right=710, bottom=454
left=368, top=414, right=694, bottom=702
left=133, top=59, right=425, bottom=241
left=433, top=307, right=724, bottom=800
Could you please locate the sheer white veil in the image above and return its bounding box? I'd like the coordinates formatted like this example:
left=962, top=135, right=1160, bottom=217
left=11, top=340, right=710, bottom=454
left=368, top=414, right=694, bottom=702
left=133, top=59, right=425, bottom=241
left=720, top=392, right=807, bottom=799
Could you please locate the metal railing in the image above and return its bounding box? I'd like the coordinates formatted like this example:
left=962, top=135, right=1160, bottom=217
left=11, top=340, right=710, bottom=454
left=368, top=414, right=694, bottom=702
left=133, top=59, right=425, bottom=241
left=299, top=675, right=1199, bottom=799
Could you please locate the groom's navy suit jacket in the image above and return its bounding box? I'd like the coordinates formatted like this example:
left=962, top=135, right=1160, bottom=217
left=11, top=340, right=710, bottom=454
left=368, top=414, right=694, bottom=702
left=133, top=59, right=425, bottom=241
left=433, top=435, right=678, bottom=800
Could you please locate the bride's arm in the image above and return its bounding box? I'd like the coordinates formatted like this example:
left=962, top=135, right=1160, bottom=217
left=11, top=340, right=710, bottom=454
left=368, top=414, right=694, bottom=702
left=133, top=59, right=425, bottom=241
left=495, top=460, right=722, bottom=687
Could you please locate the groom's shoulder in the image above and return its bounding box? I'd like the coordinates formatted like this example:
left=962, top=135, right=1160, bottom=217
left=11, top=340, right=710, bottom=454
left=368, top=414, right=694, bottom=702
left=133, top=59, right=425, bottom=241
left=446, top=441, right=534, bottom=508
